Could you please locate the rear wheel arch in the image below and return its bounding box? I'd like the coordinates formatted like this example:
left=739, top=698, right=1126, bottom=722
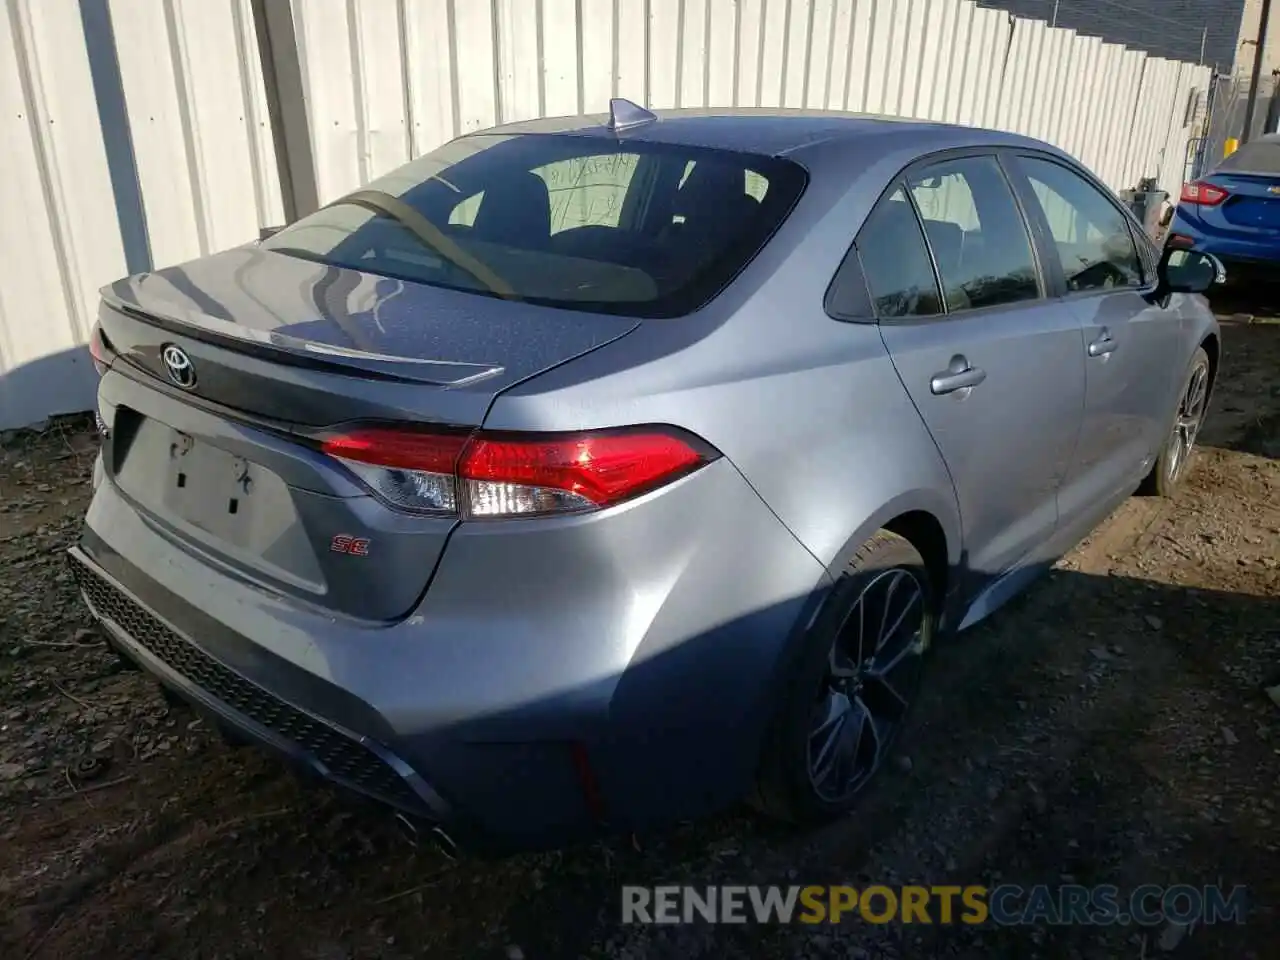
left=752, top=526, right=937, bottom=822
left=882, top=510, right=950, bottom=615
left=823, top=493, right=961, bottom=605
left=753, top=498, right=959, bottom=759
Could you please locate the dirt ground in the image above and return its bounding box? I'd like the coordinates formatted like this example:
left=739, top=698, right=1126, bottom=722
left=1, top=303, right=1277, bottom=960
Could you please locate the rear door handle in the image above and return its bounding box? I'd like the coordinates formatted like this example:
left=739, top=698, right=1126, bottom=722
left=930, top=356, right=987, bottom=395
left=1088, top=332, right=1117, bottom=357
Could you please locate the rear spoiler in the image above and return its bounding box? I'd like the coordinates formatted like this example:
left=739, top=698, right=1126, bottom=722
left=99, top=284, right=505, bottom=388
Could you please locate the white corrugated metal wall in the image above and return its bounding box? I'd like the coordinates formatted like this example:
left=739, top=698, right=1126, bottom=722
left=0, top=0, right=1211, bottom=431
left=0, top=0, right=283, bottom=432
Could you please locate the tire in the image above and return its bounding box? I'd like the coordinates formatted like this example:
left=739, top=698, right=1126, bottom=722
left=751, top=530, right=935, bottom=824
left=1139, top=346, right=1211, bottom=498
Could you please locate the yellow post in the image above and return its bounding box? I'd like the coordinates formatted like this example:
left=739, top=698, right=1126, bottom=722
left=1224, top=137, right=1240, bottom=158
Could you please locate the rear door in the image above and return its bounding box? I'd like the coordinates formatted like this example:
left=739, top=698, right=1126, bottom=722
left=873, top=153, right=1086, bottom=588
left=1008, top=153, right=1182, bottom=519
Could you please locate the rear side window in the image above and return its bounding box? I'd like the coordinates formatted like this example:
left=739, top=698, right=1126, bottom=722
left=1019, top=157, right=1144, bottom=291
left=855, top=188, right=943, bottom=318
left=262, top=134, right=807, bottom=319
left=1216, top=139, right=1280, bottom=173
left=907, top=156, right=1040, bottom=311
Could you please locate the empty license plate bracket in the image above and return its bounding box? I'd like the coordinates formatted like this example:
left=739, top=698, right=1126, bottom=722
left=162, top=429, right=257, bottom=539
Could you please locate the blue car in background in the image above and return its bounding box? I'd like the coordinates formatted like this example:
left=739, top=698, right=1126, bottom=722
left=1170, top=133, right=1280, bottom=283
left=1172, top=129, right=1280, bottom=277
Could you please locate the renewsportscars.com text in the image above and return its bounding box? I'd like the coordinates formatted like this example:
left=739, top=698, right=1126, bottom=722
left=621, top=884, right=1248, bottom=927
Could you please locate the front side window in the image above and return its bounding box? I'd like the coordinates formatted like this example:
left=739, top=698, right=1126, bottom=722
left=1020, top=157, right=1144, bottom=292
left=263, top=134, right=806, bottom=318
left=855, top=187, right=943, bottom=318
left=908, top=156, right=1041, bottom=311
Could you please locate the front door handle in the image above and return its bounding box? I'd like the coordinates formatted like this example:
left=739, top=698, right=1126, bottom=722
left=1088, top=332, right=1117, bottom=357
left=930, top=355, right=987, bottom=396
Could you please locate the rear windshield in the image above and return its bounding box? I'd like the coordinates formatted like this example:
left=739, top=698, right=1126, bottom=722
left=263, top=133, right=807, bottom=318
left=1216, top=139, right=1280, bottom=174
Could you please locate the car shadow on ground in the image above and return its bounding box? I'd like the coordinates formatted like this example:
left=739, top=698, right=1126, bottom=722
left=1195, top=313, right=1280, bottom=461
left=9, top=557, right=1277, bottom=960
left=483, top=563, right=1279, bottom=960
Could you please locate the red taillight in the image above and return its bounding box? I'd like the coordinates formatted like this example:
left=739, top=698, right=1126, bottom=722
left=321, top=428, right=468, bottom=515
left=1180, top=181, right=1228, bottom=206
left=460, top=431, right=706, bottom=514
left=320, top=426, right=715, bottom=519
left=322, top=427, right=468, bottom=472
left=88, top=322, right=114, bottom=376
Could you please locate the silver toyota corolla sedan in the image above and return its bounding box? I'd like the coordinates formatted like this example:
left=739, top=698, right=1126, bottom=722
left=74, top=102, right=1222, bottom=854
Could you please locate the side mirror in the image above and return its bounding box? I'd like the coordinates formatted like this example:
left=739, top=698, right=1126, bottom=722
left=1158, top=247, right=1225, bottom=295
left=258, top=225, right=285, bottom=242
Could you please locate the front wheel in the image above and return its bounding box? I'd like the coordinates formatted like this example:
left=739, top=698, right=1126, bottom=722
left=752, top=531, right=934, bottom=824
left=1140, top=346, right=1210, bottom=498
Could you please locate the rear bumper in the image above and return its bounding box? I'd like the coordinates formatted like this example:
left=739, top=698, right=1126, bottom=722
left=1168, top=215, right=1280, bottom=275
left=70, top=549, right=451, bottom=821
left=76, top=456, right=828, bottom=851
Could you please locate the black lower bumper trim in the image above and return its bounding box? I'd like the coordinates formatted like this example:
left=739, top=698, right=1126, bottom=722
left=67, top=548, right=434, bottom=818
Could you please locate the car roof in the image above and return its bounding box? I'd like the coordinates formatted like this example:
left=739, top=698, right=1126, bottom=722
left=471, top=107, right=1049, bottom=159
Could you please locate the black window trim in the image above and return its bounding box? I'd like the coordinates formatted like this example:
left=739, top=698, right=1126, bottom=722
left=1001, top=149, right=1159, bottom=303
left=822, top=181, right=943, bottom=323
left=909, top=151, right=1051, bottom=320
left=822, top=242, right=876, bottom=321
left=826, top=145, right=1054, bottom=326
left=895, top=180, right=949, bottom=318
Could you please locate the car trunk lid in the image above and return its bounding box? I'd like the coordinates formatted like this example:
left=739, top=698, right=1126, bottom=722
left=1206, top=172, right=1280, bottom=232
left=96, top=246, right=640, bottom=621
left=101, top=245, right=640, bottom=425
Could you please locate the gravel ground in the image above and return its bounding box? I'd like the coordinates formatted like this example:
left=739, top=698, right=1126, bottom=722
left=1, top=307, right=1277, bottom=960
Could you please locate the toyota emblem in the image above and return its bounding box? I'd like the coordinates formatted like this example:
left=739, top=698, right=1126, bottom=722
left=161, top=344, right=196, bottom=389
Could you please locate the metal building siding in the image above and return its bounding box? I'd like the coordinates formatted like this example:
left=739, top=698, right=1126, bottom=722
left=0, top=0, right=282, bottom=432
left=975, top=0, right=1247, bottom=69
left=289, top=0, right=1207, bottom=202
left=110, top=0, right=283, bottom=269
left=0, top=0, right=1212, bottom=431
left=0, top=0, right=126, bottom=431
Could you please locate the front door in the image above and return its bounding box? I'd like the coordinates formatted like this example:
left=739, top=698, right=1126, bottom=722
left=868, top=154, right=1087, bottom=589
left=1011, top=154, right=1184, bottom=522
